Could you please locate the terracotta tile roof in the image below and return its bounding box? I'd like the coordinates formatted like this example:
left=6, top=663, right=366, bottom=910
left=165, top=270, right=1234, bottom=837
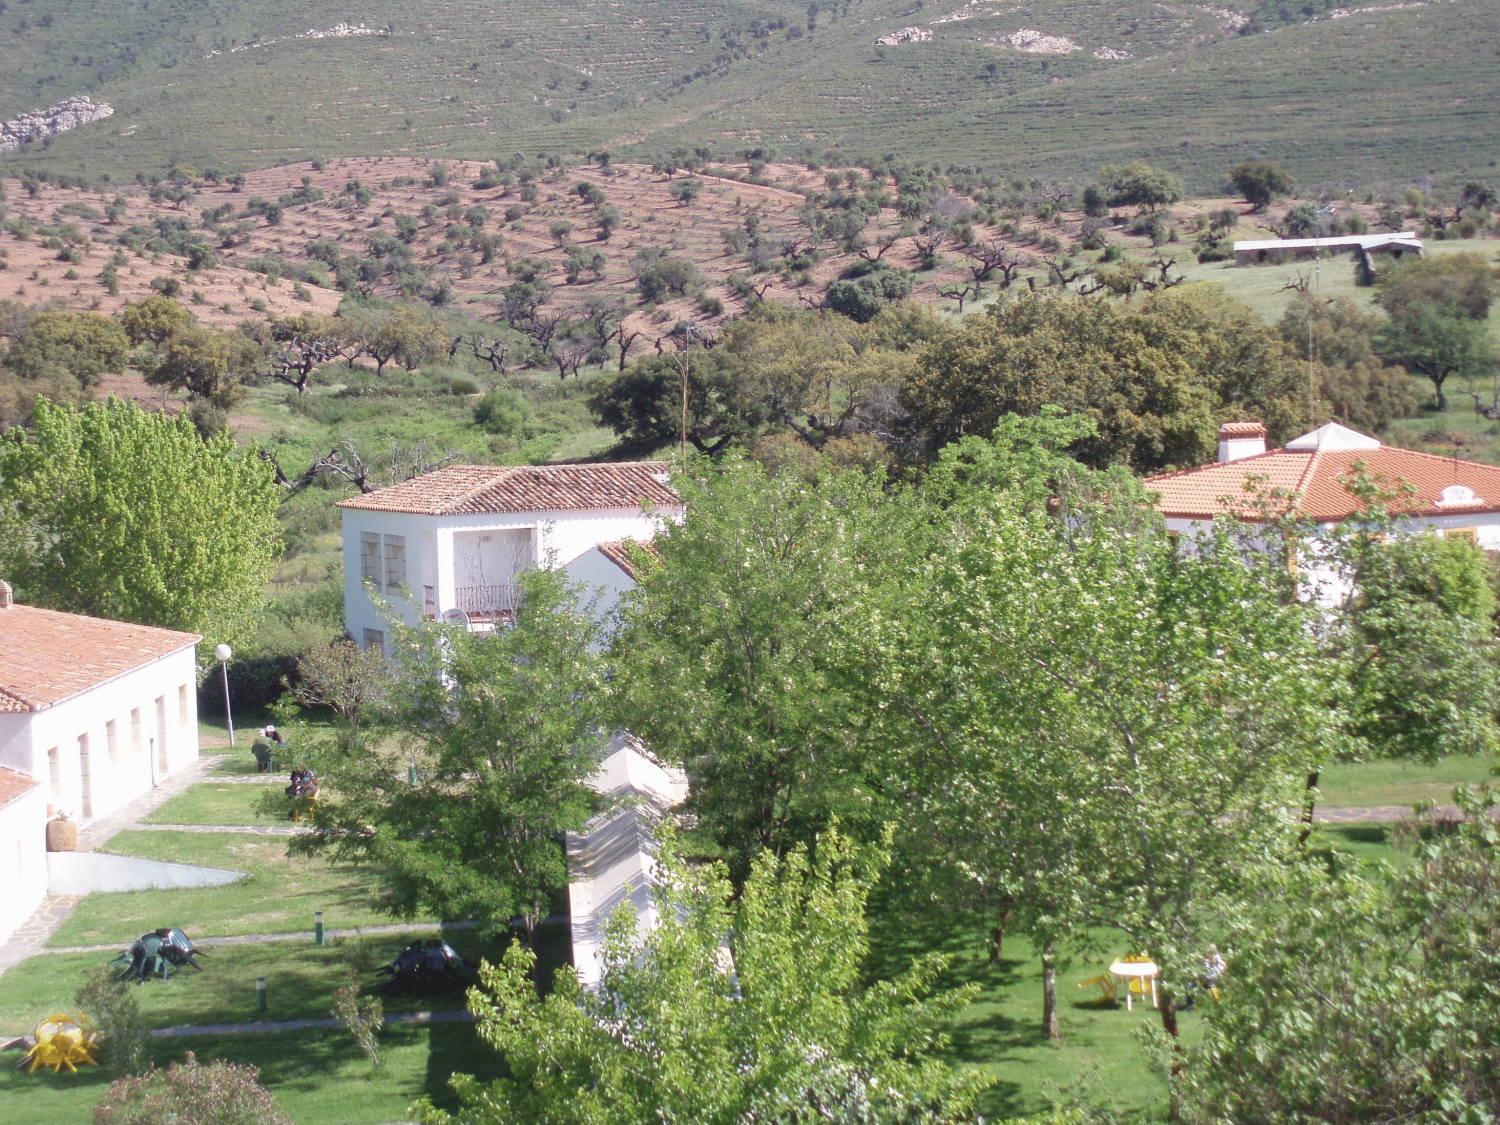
left=0, top=766, right=40, bottom=809
left=0, top=604, right=200, bottom=713
left=1148, top=439, right=1500, bottom=522
left=596, top=539, right=660, bottom=580
left=336, top=462, right=681, bottom=516
left=1218, top=421, right=1267, bottom=438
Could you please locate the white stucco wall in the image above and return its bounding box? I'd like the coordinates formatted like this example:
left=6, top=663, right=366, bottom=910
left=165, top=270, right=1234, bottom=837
left=1165, top=512, right=1500, bottom=606
left=342, top=504, right=680, bottom=646
left=0, top=781, right=48, bottom=944
left=563, top=547, right=638, bottom=635
left=0, top=645, right=199, bottom=824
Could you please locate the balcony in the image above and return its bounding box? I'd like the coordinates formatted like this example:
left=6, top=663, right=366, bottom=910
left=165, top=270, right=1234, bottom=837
left=421, top=583, right=522, bottom=627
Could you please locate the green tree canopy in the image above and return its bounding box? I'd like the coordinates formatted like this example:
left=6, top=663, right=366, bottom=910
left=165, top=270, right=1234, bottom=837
left=1228, top=159, right=1293, bottom=210
left=1375, top=252, right=1494, bottom=322
left=289, top=568, right=605, bottom=942
left=900, top=289, right=1309, bottom=470
left=1098, top=161, right=1184, bottom=211
left=4, top=309, right=128, bottom=388
left=609, top=454, right=895, bottom=882
left=418, top=828, right=991, bottom=1124
left=1374, top=300, right=1493, bottom=410
left=1178, top=796, right=1500, bottom=1120
left=0, top=397, right=281, bottom=649
left=587, top=346, right=763, bottom=457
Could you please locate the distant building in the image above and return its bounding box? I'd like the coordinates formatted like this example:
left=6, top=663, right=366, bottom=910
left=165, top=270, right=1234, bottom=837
left=0, top=581, right=201, bottom=942
left=1232, top=232, right=1423, bottom=267
left=336, top=461, right=683, bottom=648
left=1148, top=421, right=1500, bottom=603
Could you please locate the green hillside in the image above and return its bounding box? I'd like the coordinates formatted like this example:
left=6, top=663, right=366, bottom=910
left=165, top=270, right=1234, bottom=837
left=1, top=0, right=1496, bottom=188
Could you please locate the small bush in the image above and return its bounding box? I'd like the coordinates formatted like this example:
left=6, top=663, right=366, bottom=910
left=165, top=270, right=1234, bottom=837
left=448, top=374, right=480, bottom=395
left=94, top=1052, right=291, bottom=1125
left=473, top=387, right=533, bottom=438
left=75, top=968, right=147, bottom=1075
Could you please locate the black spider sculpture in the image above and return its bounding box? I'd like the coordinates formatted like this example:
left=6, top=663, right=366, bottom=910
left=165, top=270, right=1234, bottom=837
left=375, top=940, right=472, bottom=995
left=110, top=927, right=206, bottom=982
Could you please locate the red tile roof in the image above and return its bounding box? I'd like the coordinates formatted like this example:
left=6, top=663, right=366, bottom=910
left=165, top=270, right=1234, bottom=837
left=0, top=604, right=200, bottom=713
left=596, top=539, right=660, bottom=580
left=336, top=462, right=681, bottom=516
left=1148, top=442, right=1500, bottom=522
left=0, top=767, right=39, bottom=809
left=1219, top=421, right=1267, bottom=438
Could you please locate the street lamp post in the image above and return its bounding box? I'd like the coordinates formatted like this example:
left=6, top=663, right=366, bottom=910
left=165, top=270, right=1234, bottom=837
left=214, top=643, right=235, bottom=748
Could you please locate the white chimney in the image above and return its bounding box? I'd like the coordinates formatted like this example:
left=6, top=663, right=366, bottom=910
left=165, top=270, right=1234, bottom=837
left=1217, top=422, right=1267, bottom=463
left=0, top=579, right=11, bottom=609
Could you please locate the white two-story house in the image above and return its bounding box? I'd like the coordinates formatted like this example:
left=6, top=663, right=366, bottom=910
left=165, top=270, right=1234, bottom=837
left=337, top=461, right=683, bottom=647
left=0, top=581, right=201, bottom=942
left=1148, top=421, right=1500, bottom=604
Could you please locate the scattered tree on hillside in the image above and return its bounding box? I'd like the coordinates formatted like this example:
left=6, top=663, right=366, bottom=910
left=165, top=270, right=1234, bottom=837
left=1098, top=161, right=1184, bottom=212
left=252, top=313, right=350, bottom=395
left=1228, top=160, right=1294, bottom=210
left=4, top=310, right=128, bottom=391
left=0, top=397, right=281, bottom=649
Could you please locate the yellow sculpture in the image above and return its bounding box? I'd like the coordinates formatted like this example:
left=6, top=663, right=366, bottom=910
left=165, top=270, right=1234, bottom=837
left=21, top=1013, right=99, bottom=1073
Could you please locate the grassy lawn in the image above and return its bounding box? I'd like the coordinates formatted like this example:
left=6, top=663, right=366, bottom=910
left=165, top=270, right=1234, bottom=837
left=142, top=783, right=296, bottom=827
left=0, top=1021, right=496, bottom=1124
left=0, top=925, right=567, bottom=1040
left=49, top=830, right=404, bottom=948
left=1317, top=755, right=1494, bottom=808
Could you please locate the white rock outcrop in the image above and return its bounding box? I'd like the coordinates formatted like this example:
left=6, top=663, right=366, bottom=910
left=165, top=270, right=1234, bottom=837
left=1093, top=45, right=1133, bottom=59
left=876, top=26, right=934, bottom=45
left=0, top=96, right=113, bottom=153
left=993, top=28, right=1081, bottom=53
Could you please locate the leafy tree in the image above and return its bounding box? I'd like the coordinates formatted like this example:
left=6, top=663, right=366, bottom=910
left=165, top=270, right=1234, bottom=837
left=1375, top=301, right=1493, bottom=409
left=610, top=455, right=893, bottom=882
left=289, top=569, right=604, bottom=943
left=119, top=296, right=194, bottom=347
left=1277, top=294, right=1417, bottom=431
left=254, top=313, right=350, bottom=394
left=588, top=348, right=763, bottom=457
left=668, top=178, right=704, bottom=206
left=1178, top=795, right=1500, bottom=1120
left=356, top=307, right=447, bottom=373
left=95, top=1052, right=291, bottom=1125
left=858, top=429, right=1334, bottom=1045
left=901, top=290, right=1308, bottom=470
left=823, top=268, right=913, bottom=323
left=1375, top=252, right=1494, bottom=323
left=631, top=249, right=701, bottom=302
left=1334, top=529, right=1500, bottom=763
left=1228, top=159, right=1293, bottom=210
left=1098, top=161, right=1184, bottom=211
left=0, top=397, right=281, bottom=649
left=418, top=828, right=991, bottom=1124
left=4, top=310, right=128, bottom=389
left=141, top=324, right=260, bottom=409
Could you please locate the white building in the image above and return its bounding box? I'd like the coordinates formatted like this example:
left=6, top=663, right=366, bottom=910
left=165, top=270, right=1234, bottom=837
left=0, top=581, right=201, bottom=942
left=1232, top=232, right=1423, bottom=266
left=565, top=734, right=689, bottom=990
left=337, top=461, right=682, bottom=648
left=1148, top=421, right=1500, bottom=603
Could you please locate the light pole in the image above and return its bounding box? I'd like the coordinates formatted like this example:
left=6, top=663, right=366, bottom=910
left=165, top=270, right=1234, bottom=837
left=214, top=643, right=235, bottom=748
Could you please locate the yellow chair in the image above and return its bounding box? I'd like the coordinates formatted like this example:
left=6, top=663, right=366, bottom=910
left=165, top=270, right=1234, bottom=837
left=1077, top=973, right=1117, bottom=1003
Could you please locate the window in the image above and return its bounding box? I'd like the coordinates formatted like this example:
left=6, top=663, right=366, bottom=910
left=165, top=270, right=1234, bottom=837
left=1447, top=528, right=1479, bottom=545
left=362, top=628, right=386, bottom=652
left=383, top=534, right=407, bottom=593
left=106, top=719, right=119, bottom=765
left=360, top=532, right=382, bottom=585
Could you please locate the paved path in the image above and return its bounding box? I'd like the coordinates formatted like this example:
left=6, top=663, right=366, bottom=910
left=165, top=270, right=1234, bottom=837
left=133, top=823, right=314, bottom=836
left=46, top=920, right=486, bottom=956
left=1314, top=803, right=1494, bottom=824
left=209, top=774, right=286, bottom=785
left=150, top=1009, right=476, bottom=1039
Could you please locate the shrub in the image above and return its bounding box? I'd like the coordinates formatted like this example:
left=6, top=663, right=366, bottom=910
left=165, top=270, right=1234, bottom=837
left=94, top=1052, right=292, bottom=1125
left=75, top=969, right=147, bottom=1075
left=473, top=387, right=533, bottom=438
left=448, top=374, right=481, bottom=395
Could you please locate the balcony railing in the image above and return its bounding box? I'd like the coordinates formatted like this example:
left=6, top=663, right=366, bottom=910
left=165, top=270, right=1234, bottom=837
left=454, top=583, right=521, bottom=623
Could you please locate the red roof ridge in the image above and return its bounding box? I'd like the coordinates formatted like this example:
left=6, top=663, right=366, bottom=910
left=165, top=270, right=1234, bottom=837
left=1145, top=445, right=1306, bottom=484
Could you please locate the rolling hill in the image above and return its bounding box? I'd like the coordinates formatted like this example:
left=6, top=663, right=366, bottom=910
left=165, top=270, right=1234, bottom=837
left=0, top=0, right=1495, bottom=194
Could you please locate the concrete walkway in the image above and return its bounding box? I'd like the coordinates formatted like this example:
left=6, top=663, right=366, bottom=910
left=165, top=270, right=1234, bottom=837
left=0, top=755, right=233, bottom=974
left=133, top=823, right=314, bottom=836
left=150, top=1008, right=476, bottom=1039
left=1314, top=803, right=1494, bottom=824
